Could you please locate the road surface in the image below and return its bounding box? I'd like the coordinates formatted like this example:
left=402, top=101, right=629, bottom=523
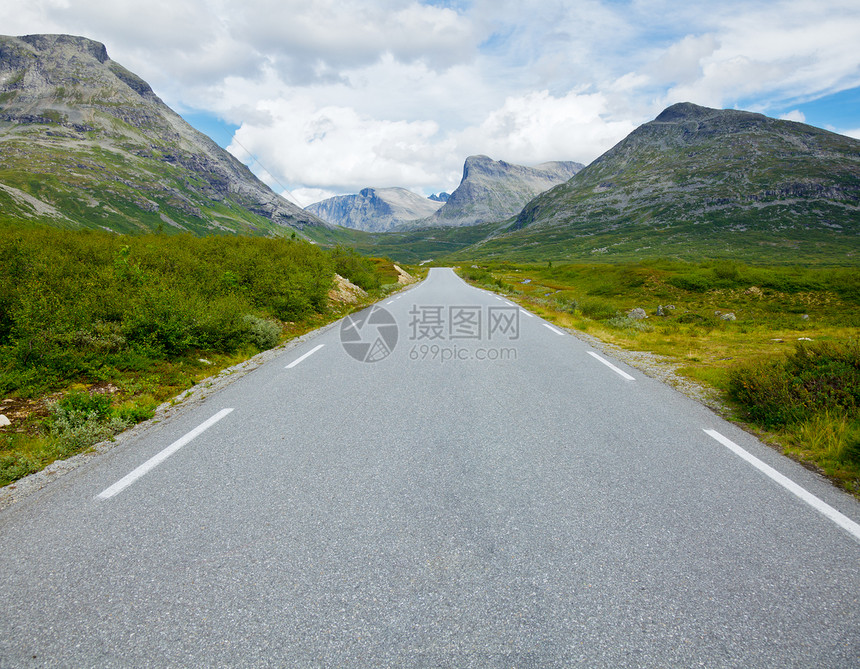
left=1, top=268, right=858, bottom=667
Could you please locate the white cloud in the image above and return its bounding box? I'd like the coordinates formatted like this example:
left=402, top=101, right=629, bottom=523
left=228, top=95, right=460, bottom=193
left=457, top=90, right=636, bottom=166
left=288, top=187, right=343, bottom=208
left=658, top=1, right=860, bottom=110
left=1, top=0, right=859, bottom=197
left=843, top=128, right=860, bottom=140
left=780, top=110, right=806, bottom=123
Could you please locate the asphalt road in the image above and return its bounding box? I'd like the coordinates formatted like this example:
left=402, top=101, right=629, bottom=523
left=1, top=268, right=858, bottom=668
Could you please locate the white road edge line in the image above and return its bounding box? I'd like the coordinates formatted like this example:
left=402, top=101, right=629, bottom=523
left=704, top=429, right=860, bottom=543
left=285, top=344, right=325, bottom=369
left=520, top=310, right=534, bottom=318
left=587, top=351, right=635, bottom=381
left=543, top=323, right=565, bottom=336
left=97, top=408, right=234, bottom=500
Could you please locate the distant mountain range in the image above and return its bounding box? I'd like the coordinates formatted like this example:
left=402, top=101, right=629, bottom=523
left=307, top=156, right=583, bottom=231
left=1, top=35, right=857, bottom=264
left=353, top=103, right=860, bottom=263
left=0, top=34, right=334, bottom=239
left=306, top=187, right=442, bottom=232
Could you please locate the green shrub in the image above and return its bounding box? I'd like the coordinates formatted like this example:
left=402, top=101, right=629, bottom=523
left=46, top=392, right=129, bottom=454
left=330, top=245, right=380, bottom=291
left=553, top=295, right=579, bottom=313
left=114, top=395, right=158, bottom=423
left=668, top=273, right=713, bottom=292
left=605, top=315, right=654, bottom=332
left=728, top=339, right=860, bottom=428
left=243, top=314, right=282, bottom=350
left=579, top=298, right=617, bottom=321
left=57, top=390, right=113, bottom=420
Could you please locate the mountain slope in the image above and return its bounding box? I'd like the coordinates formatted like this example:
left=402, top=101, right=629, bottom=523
left=306, top=187, right=442, bottom=232
left=415, top=155, right=583, bottom=228
left=0, top=34, right=332, bottom=238
left=454, top=103, right=860, bottom=261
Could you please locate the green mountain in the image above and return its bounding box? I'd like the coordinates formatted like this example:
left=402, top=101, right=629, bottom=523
left=451, top=103, right=859, bottom=263
left=0, top=34, right=340, bottom=241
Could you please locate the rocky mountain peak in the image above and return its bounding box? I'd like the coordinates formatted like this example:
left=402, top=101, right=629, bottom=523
left=0, top=33, right=328, bottom=236
left=306, top=187, right=442, bottom=232
left=424, top=155, right=584, bottom=227
left=19, top=33, right=109, bottom=63
left=653, top=102, right=715, bottom=124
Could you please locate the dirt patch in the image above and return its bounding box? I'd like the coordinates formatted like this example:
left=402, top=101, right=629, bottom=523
left=0, top=395, right=58, bottom=433
left=0, top=383, right=120, bottom=435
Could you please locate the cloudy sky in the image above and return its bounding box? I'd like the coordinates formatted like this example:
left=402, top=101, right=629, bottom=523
left=4, top=0, right=860, bottom=206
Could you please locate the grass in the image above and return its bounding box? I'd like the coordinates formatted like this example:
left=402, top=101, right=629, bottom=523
left=458, top=259, right=860, bottom=496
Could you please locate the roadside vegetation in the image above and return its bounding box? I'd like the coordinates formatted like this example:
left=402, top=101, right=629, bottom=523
left=459, top=260, right=860, bottom=496
left=0, top=227, right=413, bottom=486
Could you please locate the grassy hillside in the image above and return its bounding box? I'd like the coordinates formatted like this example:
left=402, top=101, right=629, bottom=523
left=466, top=104, right=860, bottom=263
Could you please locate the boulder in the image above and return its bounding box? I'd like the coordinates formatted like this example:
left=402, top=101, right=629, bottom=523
left=720, top=312, right=737, bottom=321
left=0, top=414, right=11, bottom=427
left=628, top=307, right=647, bottom=320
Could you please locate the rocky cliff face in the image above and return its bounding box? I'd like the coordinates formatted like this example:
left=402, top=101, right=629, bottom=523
left=514, top=102, right=860, bottom=238
left=421, top=156, right=583, bottom=227
left=306, top=187, right=442, bottom=232
left=0, top=34, right=329, bottom=236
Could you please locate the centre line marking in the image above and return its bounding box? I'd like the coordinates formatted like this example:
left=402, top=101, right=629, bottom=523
left=286, top=344, right=325, bottom=369
left=587, top=351, right=635, bottom=380
left=704, top=429, right=860, bottom=543
left=97, top=408, right=234, bottom=500
left=543, top=323, right=565, bottom=336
